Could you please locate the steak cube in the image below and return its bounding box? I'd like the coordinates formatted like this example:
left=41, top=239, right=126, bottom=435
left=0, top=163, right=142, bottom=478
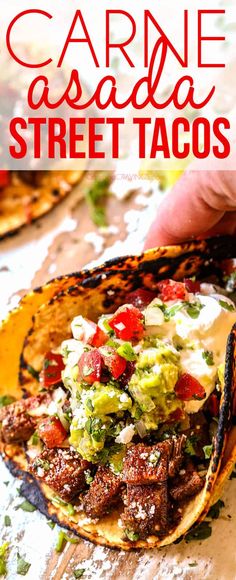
left=29, top=447, right=90, bottom=502
left=0, top=394, right=51, bottom=444
left=83, top=466, right=122, bottom=518
left=170, top=469, right=204, bottom=502
left=168, top=435, right=186, bottom=478
left=121, top=482, right=168, bottom=538
left=122, top=442, right=170, bottom=485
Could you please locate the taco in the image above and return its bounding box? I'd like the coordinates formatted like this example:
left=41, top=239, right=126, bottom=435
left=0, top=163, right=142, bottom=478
left=0, top=169, right=84, bottom=239
left=0, top=236, right=235, bottom=550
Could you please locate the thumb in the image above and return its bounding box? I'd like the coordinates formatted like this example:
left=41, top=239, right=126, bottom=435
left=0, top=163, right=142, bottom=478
left=144, top=169, right=236, bottom=249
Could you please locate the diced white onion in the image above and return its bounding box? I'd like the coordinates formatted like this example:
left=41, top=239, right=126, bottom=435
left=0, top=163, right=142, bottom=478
left=136, top=420, right=147, bottom=438
left=115, top=424, right=135, bottom=444
left=145, top=306, right=164, bottom=326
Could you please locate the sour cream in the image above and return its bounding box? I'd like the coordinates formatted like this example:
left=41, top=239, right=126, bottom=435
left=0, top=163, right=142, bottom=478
left=144, top=288, right=236, bottom=413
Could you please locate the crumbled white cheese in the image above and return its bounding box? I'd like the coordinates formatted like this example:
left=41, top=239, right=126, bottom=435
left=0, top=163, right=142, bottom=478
left=115, top=424, right=135, bottom=444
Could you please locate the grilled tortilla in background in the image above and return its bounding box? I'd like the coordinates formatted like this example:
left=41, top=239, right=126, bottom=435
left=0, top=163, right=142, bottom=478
left=0, top=170, right=85, bottom=239
left=0, top=236, right=236, bottom=550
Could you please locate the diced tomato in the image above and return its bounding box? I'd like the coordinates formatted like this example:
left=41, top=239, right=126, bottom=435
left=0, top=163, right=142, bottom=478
left=40, top=352, right=65, bottom=388
left=167, top=408, right=186, bottom=423
left=73, top=317, right=108, bottom=347
left=0, top=170, right=10, bottom=189
left=38, top=416, right=67, bottom=448
left=157, top=279, right=188, bottom=302
left=125, top=289, right=156, bottom=310
left=78, top=349, right=102, bottom=384
left=208, top=393, right=220, bottom=417
left=184, top=278, right=201, bottom=293
left=88, top=324, right=108, bottom=347
left=109, top=305, right=144, bottom=342
left=175, top=373, right=206, bottom=401
left=100, top=346, right=126, bottom=379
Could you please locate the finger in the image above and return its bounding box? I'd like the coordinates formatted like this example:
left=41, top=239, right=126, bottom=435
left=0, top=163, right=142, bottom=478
left=144, top=169, right=236, bottom=249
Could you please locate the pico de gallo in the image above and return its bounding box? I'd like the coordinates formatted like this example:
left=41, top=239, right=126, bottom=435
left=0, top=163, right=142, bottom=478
left=1, top=277, right=235, bottom=542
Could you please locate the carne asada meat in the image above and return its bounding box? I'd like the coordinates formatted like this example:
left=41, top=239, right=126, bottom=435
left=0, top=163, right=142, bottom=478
left=170, top=469, right=204, bottom=502
left=83, top=466, right=122, bottom=518
left=122, top=442, right=170, bottom=485
left=29, top=447, right=90, bottom=502
left=168, top=435, right=186, bottom=478
left=121, top=482, right=168, bottom=538
left=0, top=394, right=51, bottom=444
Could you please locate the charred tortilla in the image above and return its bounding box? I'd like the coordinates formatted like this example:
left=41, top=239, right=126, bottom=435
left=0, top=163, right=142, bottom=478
left=0, top=170, right=84, bottom=239
left=0, top=236, right=236, bottom=550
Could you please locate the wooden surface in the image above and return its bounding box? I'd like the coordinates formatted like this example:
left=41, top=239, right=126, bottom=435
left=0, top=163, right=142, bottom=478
left=0, top=174, right=236, bottom=580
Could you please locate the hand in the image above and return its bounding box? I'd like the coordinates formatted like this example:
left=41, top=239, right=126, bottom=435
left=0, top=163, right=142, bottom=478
left=144, top=163, right=236, bottom=249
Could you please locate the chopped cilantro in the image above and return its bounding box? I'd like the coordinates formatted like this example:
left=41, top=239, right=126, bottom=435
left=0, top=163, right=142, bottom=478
left=86, top=175, right=111, bottom=227
left=203, top=444, right=213, bottom=460
left=67, top=504, right=76, bottom=516
left=30, top=431, right=39, bottom=446
left=185, top=436, right=197, bottom=456
left=0, top=543, right=9, bottom=577
left=162, top=303, right=184, bottom=321
left=4, top=515, right=11, bottom=527
left=0, top=395, right=15, bottom=407
left=208, top=499, right=225, bottom=519
left=3, top=481, right=9, bottom=487
left=125, top=529, right=139, bottom=542
left=52, top=496, right=76, bottom=517
left=185, top=302, right=204, bottom=319
left=84, top=470, right=94, bottom=485
left=43, top=358, right=51, bottom=369
left=16, top=553, right=31, bottom=575
left=86, top=398, right=94, bottom=412
left=185, top=521, right=212, bottom=542
left=219, top=300, right=235, bottom=312
left=202, top=350, right=214, bottom=366
left=74, top=569, right=85, bottom=579
left=15, top=500, right=36, bottom=513
left=102, top=319, right=114, bottom=336
left=26, top=365, right=40, bottom=381
left=47, top=520, right=55, bottom=529
left=117, top=342, right=137, bottom=362
left=34, top=458, right=50, bottom=471
left=148, top=450, right=161, bottom=466
left=55, top=531, right=79, bottom=553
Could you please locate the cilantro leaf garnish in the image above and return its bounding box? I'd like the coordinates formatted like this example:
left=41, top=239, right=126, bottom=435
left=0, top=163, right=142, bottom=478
left=125, top=529, right=139, bottom=542
left=55, top=531, right=79, bottom=553
left=208, top=499, right=225, bottom=519
left=0, top=395, right=15, bottom=407
left=86, top=175, right=111, bottom=227
left=16, top=553, right=31, bottom=576
left=185, top=521, right=212, bottom=542
left=74, top=569, right=85, bottom=579
left=27, top=365, right=40, bottom=381
left=4, top=515, right=11, bottom=527
left=203, top=444, right=213, bottom=459
left=219, top=300, right=235, bottom=312
left=185, top=436, right=197, bottom=456
left=185, top=302, right=204, bottom=319
left=15, top=500, right=36, bottom=513
left=202, top=350, right=214, bottom=366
